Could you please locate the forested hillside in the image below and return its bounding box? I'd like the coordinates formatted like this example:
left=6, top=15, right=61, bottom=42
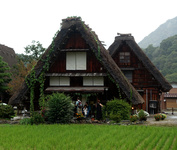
left=139, top=16, right=177, bottom=48
left=144, top=35, right=177, bottom=83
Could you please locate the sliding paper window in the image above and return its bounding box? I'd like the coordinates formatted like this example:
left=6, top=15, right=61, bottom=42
left=83, top=77, right=104, bottom=86
left=66, top=52, right=86, bottom=70
left=50, top=77, right=70, bottom=86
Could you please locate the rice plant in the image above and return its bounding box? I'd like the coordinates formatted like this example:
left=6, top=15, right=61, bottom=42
left=0, top=124, right=176, bottom=149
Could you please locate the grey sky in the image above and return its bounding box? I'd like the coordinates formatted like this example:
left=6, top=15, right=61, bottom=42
left=0, top=0, right=177, bottom=54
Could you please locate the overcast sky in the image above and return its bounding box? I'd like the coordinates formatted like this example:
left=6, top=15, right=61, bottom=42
left=0, top=0, right=177, bottom=54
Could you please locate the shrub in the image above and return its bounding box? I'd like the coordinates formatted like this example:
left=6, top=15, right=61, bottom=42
left=105, top=98, right=131, bottom=120
left=46, top=93, right=74, bottom=124
left=137, top=109, right=148, bottom=121
left=130, top=115, right=138, bottom=122
left=20, top=118, right=32, bottom=125
left=0, top=104, right=14, bottom=119
left=31, top=112, right=44, bottom=125
left=109, top=112, right=121, bottom=123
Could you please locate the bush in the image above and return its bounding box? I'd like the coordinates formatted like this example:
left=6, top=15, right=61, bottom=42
left=138, top=109, right=148, bottom=121
left=130, top=115, right=138, bottom=122
left=0, top=104, right=14, bottom=119
left=109, top=112, right=121, bottom=123
left=20, top=118, right=32, bottom=125
left=31, top=112, right=44, bottom=125
left=46, top=93, right=74, bottom=124
left=20, top=112, right=44, bottom=125
left=105, top=98, right=131, bottom=121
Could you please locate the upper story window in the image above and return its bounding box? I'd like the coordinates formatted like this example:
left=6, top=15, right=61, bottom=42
left=119, top=52, right=130, bottom=63
left=66, top=52, right=86, bottom=70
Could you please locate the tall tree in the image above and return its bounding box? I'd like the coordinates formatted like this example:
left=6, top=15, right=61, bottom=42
left=0, top=56, right=11, bottom=101
left=24, top=40, right=45, bottom=60
left=8, top=59, right=36, bottom=96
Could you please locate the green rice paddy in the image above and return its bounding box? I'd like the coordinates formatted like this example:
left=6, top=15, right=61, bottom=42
left=0, top=124, right=176, bottom=150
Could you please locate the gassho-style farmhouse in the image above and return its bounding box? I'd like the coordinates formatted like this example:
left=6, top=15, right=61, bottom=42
left=8, top=17, right=172, bottom=114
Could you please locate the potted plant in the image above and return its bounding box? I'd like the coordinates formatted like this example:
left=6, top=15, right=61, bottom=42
left=154, top=114, right=162, bottom=121
left=137, top=109, right=149, bottom=121
left=161, top=114, right=167, bottom=120
left=130, top=114, right=138, bottom=122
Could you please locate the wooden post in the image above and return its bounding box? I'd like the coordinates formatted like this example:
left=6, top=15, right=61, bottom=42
left=146, top=89, right=148, bottom=112
left=172, top=107, right=174, bottom=115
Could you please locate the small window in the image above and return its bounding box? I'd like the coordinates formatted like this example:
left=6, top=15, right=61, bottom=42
left=66, top=52, right=86, bottom=70
left=50, top=77, right=70, bottom=86
left=122, top=71, right=132, bottom=83
left=83, top=77, right=104, bottom=86
left=120, top=52, right=130, bottom=63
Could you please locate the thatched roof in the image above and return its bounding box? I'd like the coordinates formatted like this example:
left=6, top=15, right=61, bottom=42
left=108, top=34, right=172, bottom=92
left=9, top=17, right=144, bottom=105
left=0, top=44, right=17, bottom=68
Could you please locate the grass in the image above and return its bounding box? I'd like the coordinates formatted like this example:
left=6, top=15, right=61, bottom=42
left=0, top=124, right=177, bottom=149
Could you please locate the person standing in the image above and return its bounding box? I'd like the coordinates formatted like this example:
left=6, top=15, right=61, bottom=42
left=75, top=97, right=82, bottom=114
left=95, top=99, right=103, bottom=121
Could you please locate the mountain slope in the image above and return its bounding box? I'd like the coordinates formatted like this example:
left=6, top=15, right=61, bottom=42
left=139, top=16, right=177, bottom=48
left=144, top=35, right=177, bottom=83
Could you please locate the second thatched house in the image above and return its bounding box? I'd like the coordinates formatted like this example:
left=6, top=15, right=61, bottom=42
left=108, top=33, right=172, bottom=113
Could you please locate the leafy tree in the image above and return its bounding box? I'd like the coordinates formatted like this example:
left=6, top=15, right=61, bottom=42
left=0, top=56, right=11, bottom=101
left=16, top=53, right=34, bottom=65
left=144, top=34, right=177, bottom=83
left=8, top=59, right=36, bottom=95
left=24, top=40, right=45, bottom=60
left=165, top=73, right=177, bottom=83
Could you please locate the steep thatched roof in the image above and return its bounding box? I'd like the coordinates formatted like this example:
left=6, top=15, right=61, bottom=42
left=108, top=34, right=172, bottom=92
left=0, top=44, right=17, bottom=68
left=9, top=17, right=144, bottom=105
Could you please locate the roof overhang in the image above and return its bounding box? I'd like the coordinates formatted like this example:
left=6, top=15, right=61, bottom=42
left=45, top=86, right=108, bottom=92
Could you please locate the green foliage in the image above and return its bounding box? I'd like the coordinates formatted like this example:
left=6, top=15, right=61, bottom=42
left=105, top=98, right=131, bottom=120
left=109, top=112, right=121, bottom=123
left=20, top=113, right=44, bottom=125
left=24, top=40, right=45, bottom=60
left=165, top=73, right=177, bottom=82
left=31, top=112, right=44, bottom=125
left=16, top=53, right=34, bottom=65
left=0, top=125, right=177, bottom=149
left=130, top=115, right=138, bottom=122
left=0, top=56, right=11, bottom=94
left=46, top=93, right=74, bottom=124
left=19, top=118, right=32, bottom=125
left=0, top=104, right=14, bottom=119
left=137, top=109, right=148, bottom=121
left=144, top=34, right=177, bottom=83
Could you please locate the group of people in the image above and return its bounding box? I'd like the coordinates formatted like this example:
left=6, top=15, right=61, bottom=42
left=75, top=97, right=103, bottom=121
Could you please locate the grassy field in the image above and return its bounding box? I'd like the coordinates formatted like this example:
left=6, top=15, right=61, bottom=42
left=0, top=124, right=177, bottom=150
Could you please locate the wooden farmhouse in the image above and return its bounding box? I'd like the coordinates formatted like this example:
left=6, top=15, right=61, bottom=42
left=9, top=17, right=144, bottom=112
left=161, top=82, right=177, bottom=110
left=108, top=33, right=172, bottom=114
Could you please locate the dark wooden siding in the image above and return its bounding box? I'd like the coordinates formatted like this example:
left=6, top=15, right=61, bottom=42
left=112, top=44, right=160, bottom=89
left=48, top=32, right=105, bottom=73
